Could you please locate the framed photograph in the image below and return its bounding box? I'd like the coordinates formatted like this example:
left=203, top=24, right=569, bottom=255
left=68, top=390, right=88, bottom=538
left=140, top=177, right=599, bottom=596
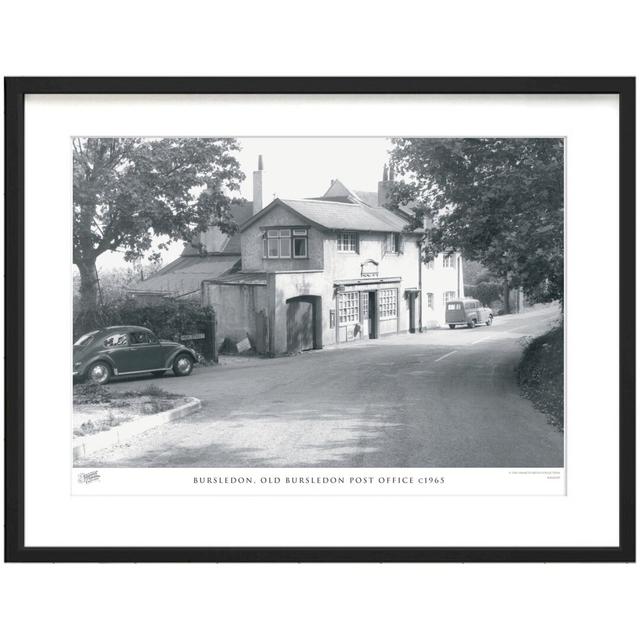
left=5, top=77, right=635, bottom=562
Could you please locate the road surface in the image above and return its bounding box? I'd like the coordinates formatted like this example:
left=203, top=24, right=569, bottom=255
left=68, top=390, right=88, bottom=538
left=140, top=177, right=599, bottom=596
left=78, top=307, right=564, bottom=468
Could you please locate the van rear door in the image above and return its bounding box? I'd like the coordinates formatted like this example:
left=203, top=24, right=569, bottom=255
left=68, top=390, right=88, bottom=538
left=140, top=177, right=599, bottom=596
left=445, top=301, right=465, bottom=324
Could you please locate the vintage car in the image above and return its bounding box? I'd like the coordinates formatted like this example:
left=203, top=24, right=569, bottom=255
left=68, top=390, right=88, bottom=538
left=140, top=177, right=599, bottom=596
left=445, top=298, right=493, bottom=329
left=73, top=325, right=198, bottom=384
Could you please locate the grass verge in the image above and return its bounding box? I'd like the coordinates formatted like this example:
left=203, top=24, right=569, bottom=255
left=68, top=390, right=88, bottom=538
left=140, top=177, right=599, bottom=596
left=517, top=323, right=564, bottom=430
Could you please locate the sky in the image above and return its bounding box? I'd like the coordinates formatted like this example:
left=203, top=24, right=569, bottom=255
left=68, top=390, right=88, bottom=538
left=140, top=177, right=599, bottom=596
left=96, top=137, right=393, bottom=271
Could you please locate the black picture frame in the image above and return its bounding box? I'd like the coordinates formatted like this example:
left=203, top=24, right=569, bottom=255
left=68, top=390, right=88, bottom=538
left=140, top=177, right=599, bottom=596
left=4, top=76, right=635, bottom=563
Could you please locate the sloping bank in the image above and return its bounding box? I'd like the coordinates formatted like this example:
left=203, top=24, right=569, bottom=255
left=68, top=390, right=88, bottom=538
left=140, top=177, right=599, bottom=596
left=517, top=323, right=564, bottom=430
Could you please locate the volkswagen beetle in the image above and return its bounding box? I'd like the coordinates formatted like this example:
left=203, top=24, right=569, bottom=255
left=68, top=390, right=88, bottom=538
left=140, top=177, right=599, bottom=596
left=73, top=325, right=198, bottom=384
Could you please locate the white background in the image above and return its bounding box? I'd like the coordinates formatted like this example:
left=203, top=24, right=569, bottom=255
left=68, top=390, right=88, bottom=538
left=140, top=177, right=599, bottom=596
left=1, top=1, right=638, bottom=639
left=26, top=94, right=604, bottom=547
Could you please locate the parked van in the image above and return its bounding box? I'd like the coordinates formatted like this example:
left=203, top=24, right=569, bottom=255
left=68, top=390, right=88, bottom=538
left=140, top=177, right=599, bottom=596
left=445, top=298, right=493, bottom=329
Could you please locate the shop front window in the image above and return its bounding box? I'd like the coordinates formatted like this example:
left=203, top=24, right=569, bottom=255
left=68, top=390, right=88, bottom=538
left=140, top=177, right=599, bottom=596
left=338, top=291, right=360, bottom=325
left=379, top=288, right=398, bottom=319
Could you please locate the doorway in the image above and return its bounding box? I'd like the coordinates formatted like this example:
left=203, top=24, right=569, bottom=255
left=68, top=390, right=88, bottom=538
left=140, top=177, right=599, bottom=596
left=286, top=295, right=321, bottom=352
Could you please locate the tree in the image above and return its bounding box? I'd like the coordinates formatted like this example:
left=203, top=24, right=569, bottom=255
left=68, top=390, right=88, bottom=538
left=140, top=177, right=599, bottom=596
left=73, top=263, right=165, bottom=312
left=389, top=138, right=564, bottom=309
left=73, top=137, right=244, bottom=319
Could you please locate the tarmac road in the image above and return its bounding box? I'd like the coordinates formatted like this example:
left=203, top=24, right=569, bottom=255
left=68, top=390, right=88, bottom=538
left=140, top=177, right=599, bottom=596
left=78, top=307, right=564, bottom=468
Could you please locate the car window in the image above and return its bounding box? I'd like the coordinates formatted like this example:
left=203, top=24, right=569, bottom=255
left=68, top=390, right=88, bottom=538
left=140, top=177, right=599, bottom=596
left=129, top=331, right=159, bottom=345
left=74, top=331, right=98, bottom=347
left=447, top=302, right=461, bottom=310
left=103, top=333, right=129, bottom=348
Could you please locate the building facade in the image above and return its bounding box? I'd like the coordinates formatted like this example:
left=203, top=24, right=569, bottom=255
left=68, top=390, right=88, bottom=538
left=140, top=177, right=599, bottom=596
left=202, top=171, right=463, bottom=355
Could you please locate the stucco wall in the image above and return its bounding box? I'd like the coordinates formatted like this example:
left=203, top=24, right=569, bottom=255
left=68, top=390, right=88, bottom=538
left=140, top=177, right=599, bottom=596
left=207, top=218, right=465, bottom=355
left=324, top=231, right=422, bottom=335
left=241, top=205, right=324, bottom=272
left=202, top=282, right=270, bottom=348
left=270, top=271, right=334, bottom=354
left=420, top=252, right=464, bottom=327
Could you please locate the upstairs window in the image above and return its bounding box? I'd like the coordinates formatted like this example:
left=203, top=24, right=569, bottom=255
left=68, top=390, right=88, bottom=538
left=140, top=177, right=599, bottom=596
left=263, top=228, right=308, bottom=259
left=292, top=228, right=308, bottom=258
left=337, top=232, right=358, bottom=253
left=442, top=254, right=454, bottom=268
left=385, top=232, right=401, bottom=254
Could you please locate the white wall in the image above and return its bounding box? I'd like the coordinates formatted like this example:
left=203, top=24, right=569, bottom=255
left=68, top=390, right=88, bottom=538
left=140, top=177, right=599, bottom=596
left=421, top=252, right=464, bottom=327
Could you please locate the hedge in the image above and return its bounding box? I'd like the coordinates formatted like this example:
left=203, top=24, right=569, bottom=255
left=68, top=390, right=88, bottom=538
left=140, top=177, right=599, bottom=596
left=74, top=299, right=215, bottom=343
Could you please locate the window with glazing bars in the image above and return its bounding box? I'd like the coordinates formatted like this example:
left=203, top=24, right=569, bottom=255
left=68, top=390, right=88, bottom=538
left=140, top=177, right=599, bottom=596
left=378, top=288, right=397, bottom=319
left=426, top=292, right=434, bottom=310
left=338, top=292, right=360, bottom=325
left=263, top=228, right=307, bottom=258
left=337, top=232, right=357, bottom=253
left=385, top=232, right=400, bottom=253
left=442, top=290, right=456, bottom=306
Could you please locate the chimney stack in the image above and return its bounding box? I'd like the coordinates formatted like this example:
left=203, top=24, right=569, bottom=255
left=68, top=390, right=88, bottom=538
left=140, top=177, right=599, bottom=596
left=253, top=155, right=264, bottom=215
left=378, top=163, right=394, bottom=207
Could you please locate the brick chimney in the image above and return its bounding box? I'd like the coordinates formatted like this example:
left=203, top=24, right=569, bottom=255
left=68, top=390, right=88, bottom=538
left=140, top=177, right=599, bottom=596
left=377, top=162, right=394, bottom=207
left=252, top=154, right=264, bottom=215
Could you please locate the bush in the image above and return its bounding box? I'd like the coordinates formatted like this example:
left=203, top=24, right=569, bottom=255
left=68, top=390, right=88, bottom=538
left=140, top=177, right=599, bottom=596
left=74, top=299, right=216, bottom=361
left=464, top=281, right=504, bottom=308
left=74, top=299, right=214, bottom=340
left=517, top=324, right=564, bottom=429
left=119, top=384, right=182, bottom=400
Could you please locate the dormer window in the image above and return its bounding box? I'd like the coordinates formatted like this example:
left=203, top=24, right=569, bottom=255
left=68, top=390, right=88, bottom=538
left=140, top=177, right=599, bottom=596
left=337, top=232, right=358, bottom=253
left=263, top=227, right=308, bottom=259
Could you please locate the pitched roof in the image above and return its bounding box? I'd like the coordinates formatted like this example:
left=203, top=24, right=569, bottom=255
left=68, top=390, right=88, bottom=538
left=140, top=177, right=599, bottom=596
left=182, top=201, right=253, bottom=257
left=209, top=271, right=268, bottom=286
left=220, top=202, right=254, bottom=253
left=242, top=197, right=414, bottom=234
left=128, top=254, right=240, bottom=297
left=352, top=190, right=379, bottom=207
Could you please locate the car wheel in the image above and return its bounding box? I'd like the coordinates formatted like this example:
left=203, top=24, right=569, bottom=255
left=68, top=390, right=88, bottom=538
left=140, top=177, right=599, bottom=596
left=87, top=362, right=112, bottom=385
left=448, top=324, right=456, bottom=329
left=151, top=371, right=166, bottom=378
left=173, top=354, right=193, bottom=377
left=486, top=315, right=493, bottom=326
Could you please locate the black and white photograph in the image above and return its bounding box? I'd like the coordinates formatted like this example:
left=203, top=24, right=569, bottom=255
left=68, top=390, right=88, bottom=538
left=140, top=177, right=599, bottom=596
left=71, top=136, right=565, bottom=472
left=7, top=74, right=632, bottom=563
left=2, top=1, right=638, bottom=635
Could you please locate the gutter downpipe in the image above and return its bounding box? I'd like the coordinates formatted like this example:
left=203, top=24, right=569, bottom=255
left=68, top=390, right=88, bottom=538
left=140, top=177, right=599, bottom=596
left=418, top=237, right=423, bottom=332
